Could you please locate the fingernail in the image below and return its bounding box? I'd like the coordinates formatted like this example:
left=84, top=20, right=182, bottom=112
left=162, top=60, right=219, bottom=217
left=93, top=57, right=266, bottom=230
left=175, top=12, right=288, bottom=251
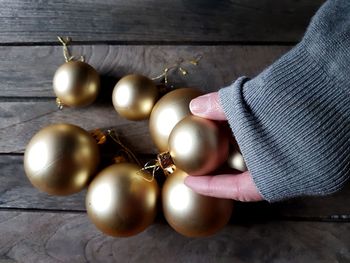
left=190, top=94, right=210, bottom=114
left=184, top=176, right=197, bottom=189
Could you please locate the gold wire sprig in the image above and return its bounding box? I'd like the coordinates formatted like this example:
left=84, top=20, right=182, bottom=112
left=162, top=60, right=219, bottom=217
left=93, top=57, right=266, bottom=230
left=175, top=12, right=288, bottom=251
left=57, top=36, right=84, bottom=63
left=151, top=55, right=202, bottom=86
left=91, top=128, right=154, bottom=182
left=138, top=160, right=160, bottom=182
left=90, top=129, right=175, bottom=183
left=90, top=128, right=141, bottom=165
left=106, top=129, right=142, bottom=167
left=137, top=151, right=176, bottom=182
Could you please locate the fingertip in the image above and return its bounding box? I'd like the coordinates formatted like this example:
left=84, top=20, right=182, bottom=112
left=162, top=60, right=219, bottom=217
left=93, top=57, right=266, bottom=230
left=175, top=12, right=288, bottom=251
left=189, top=96, right=204, bottom=115
left=189, top=92, right=227, bottom=120
left=184, top=175, right=209, bottom=195
left=184, top=173, right=264, bottom=202
left=184, top=175, right=196, bottom=188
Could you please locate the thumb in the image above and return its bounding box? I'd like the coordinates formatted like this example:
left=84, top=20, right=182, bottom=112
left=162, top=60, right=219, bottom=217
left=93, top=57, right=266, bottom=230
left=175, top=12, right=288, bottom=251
left=190, top=92, right=227, bottom=120
left=184, top=172, right=264, bottom=202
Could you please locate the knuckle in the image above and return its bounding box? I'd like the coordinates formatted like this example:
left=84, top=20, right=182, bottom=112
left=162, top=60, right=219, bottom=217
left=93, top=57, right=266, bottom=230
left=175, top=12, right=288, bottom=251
left=232, top=178, right=249, bottom=202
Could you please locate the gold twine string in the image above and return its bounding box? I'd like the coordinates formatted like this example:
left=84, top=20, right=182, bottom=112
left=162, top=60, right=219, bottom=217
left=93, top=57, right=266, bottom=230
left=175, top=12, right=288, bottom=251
left=138, top=160, right=161, bottom=182
left=91, top=128, right=155, bottom=182
left=57, top=36, right=73, bottom=62
left=57, top=36, right=84, bottom=62
left=151, top=55, right=202, bottom=85
left=137, top=151, right=176, bottom=182
left=106, top=129, right=142, bottom=167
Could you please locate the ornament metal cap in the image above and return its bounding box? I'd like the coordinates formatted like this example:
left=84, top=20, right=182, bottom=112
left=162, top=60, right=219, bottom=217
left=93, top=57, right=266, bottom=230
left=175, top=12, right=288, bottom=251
left=157, top=151, right=176, bottom=176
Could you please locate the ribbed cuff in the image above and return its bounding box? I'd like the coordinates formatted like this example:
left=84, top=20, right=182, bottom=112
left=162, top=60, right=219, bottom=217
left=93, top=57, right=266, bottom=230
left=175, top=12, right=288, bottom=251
left=219, top=43, right=350, bottom=202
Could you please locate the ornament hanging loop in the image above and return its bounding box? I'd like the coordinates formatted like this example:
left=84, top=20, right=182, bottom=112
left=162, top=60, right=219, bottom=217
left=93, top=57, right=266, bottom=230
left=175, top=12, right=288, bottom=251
left=136, top=152, right=176, bottom=182
left=57, top=36, right=73, bottom=62
left=57, top=36, right=84, bottom=63
left=138, top=160, right=160, bottom=182
left=90, top=128, right=142, bottom=167
left=106, top=129, right=142, bottom=167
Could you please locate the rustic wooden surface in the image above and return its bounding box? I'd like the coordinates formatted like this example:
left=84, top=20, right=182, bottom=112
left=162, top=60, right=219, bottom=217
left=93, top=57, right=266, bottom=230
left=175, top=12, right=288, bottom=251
left=1, top=0, right=349, bottom=262
left=0, top=45, right=290, bottom=97
left=0, top=0, right=324, bottom=43
left=0, top=212, right=349, bottom=263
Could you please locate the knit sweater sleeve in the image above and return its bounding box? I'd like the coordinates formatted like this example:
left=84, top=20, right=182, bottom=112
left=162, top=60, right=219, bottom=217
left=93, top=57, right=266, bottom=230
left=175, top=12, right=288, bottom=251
left=219, top=0, right=350, bottom=202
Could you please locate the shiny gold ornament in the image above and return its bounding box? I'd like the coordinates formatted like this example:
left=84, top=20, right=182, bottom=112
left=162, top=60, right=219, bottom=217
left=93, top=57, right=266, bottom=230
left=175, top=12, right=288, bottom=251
left=168, top=115, right=229, bottom=175
left=162, top=169, right=233, bottom=237
left=112, top=74, right=158, bottom=120
left=24, top=123, right=100, bottom=195
left=149, top=88, right=202, bottom=152
left=227, top=150, right=247, bottom=172
left=53, top=61, right=100, bottom=107
left=86, top=163, right=159, bottom=237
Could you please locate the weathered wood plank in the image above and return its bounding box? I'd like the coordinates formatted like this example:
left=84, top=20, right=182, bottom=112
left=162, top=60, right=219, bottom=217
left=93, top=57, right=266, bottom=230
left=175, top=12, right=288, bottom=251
left=0, top=155, right=85, bottom=211
left=0, top=101, right=155, bottom=154
left=0, top=45, right=290, bottom=97
left=0, top=210, right=349, bottom=263
left=0, top=1, right=324, bottom=43
left=1, top=155, right=349, bottom=220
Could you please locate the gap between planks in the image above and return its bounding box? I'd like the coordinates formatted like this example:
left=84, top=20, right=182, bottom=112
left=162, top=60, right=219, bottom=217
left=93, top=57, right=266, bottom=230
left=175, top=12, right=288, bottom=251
left=0, top=40, right=298, bottom=47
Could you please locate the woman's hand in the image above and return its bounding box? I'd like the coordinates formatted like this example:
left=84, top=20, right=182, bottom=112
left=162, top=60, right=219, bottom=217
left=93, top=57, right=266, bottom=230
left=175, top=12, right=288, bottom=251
left=184, top=92, right=264, bottom=202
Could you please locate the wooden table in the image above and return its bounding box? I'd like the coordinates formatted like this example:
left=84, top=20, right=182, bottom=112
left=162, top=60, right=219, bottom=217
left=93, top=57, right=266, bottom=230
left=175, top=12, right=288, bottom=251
left=1, top=1, right=349, bottom=262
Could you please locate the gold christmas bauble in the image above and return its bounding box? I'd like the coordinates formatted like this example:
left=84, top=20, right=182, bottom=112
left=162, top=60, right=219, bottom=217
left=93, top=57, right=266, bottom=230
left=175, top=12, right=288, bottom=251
left=112, top=74, right=158, bottom=120
left=24, top=123, right=100, bottom=195
left=162, top=169, right=233, bottom=237
left=53, top=61, right=100, bottom=107
left=168, top=116, right=229, bottom=175
left=227, top=150, right=247, bottom=172
left=149, top=88, right=202, bottom=152
left=86, top=163, right=159, bottom=237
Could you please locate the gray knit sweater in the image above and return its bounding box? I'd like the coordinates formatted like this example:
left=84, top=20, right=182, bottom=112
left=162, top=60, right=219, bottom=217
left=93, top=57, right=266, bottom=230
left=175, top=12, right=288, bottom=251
left=219, top=0, right=350, bottom=202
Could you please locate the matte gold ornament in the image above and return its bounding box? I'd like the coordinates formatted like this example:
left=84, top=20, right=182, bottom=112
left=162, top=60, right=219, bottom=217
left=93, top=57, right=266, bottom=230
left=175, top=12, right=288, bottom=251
left=112, top=74, right=158, bottom=120
left=162, top=169, right=233, bottom=237
left=228, top=150, right=247, bottom=172
left=149, top=88, right=202, bottom=152
left=53, top=61, right=100, bottom=107
left=86, top=163, right=159, bottom=237
left=53, top=37, right=100, bottom=108
left=24, top=123, right=100, bottom=195
left=168, top=115, right=229, bottom=175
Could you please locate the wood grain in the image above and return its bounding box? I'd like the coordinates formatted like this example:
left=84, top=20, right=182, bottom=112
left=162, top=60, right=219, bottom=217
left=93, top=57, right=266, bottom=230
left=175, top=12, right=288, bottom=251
left=0, top=155, right=85, bottom=212
left=0, top=101, right=155, bottom=154
left=0, top=45, right=290, bottom=97
left=0, top=211, right=349, bottom=263
left=1, top=155, right=349, bottom=220
left=0, top=1, right=324, bottom=44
